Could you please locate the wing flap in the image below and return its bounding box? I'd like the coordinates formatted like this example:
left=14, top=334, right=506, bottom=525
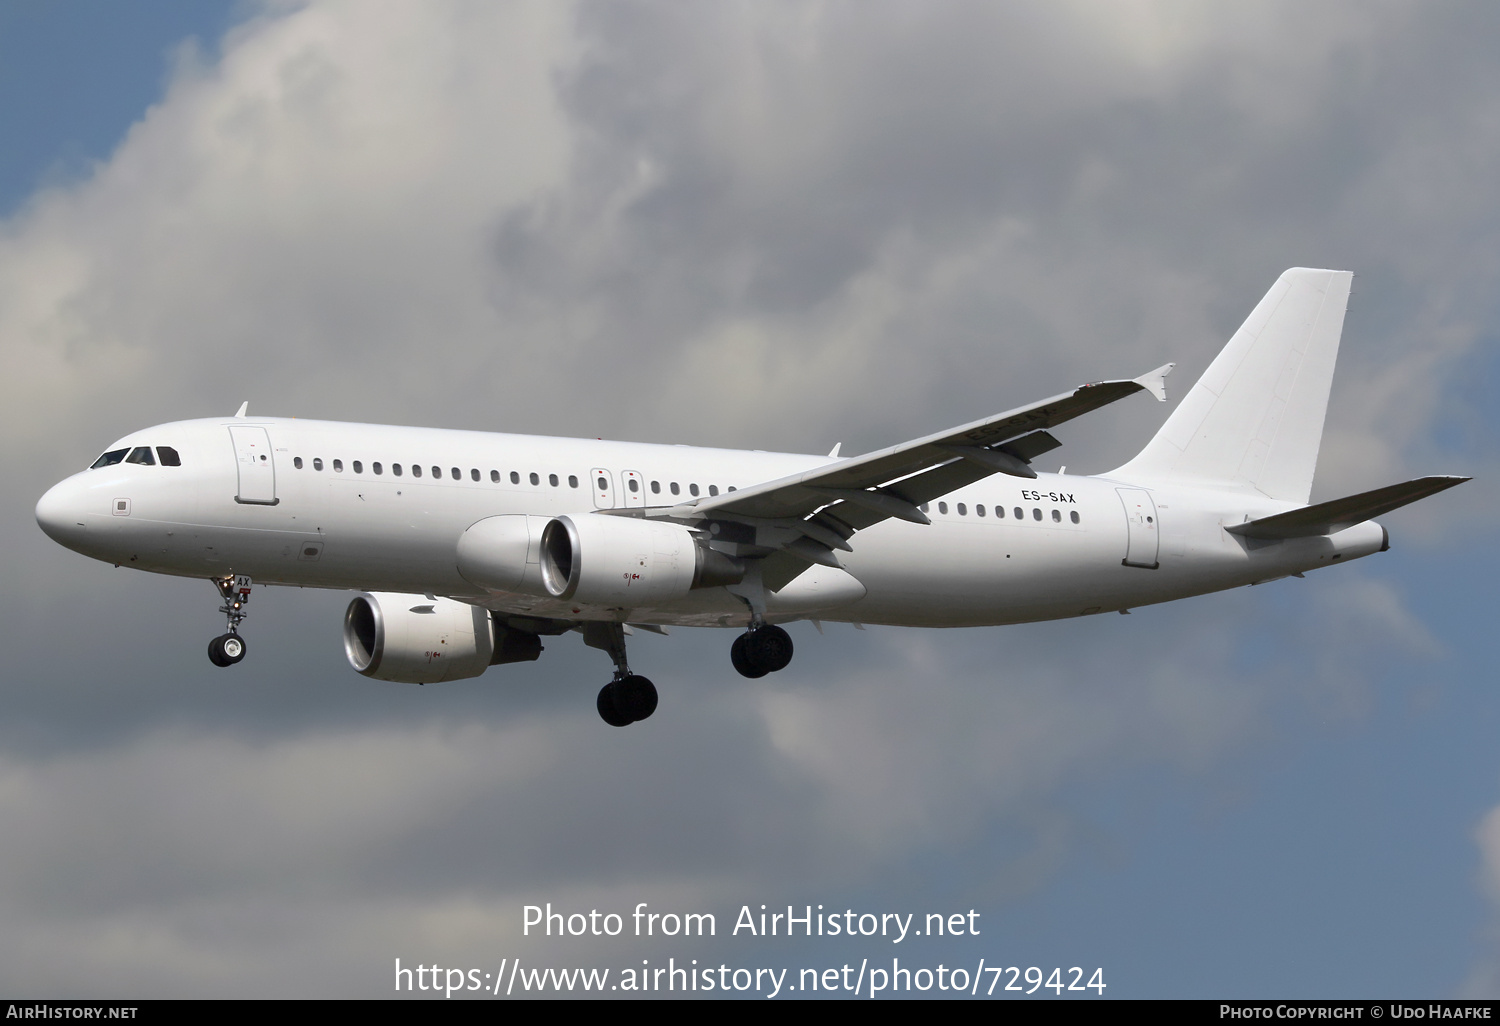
left=1225, top=476, right=1469, bottom=539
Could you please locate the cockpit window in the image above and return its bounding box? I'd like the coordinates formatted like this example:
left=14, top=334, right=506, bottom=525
left=125, top=446, right=156, bottom=466
left=91, top=448, right=129, bottom=469
left=156, top=446, right=181, bottom=467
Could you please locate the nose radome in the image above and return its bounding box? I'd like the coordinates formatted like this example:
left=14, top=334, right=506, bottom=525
left=36, top=478, right=87, bottom=547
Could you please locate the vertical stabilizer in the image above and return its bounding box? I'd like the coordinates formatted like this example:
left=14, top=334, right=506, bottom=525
left=1111, top=268, right=1352, bottom=503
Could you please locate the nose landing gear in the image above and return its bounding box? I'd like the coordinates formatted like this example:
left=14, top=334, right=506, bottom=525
left=208, top=574, right=252, bottom=668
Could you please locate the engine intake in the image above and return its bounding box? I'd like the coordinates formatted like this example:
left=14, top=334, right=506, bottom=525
left=344, top=592, right=538, bottom=684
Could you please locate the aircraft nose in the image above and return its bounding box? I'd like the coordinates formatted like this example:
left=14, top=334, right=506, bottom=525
left=36, top=477, right=88, bottom=548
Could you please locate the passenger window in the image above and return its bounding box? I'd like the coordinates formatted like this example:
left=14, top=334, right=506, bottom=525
left=451, top=468, right=460, bottom=481
left=1070, top=511, right=1080, bottom=524
left=294, top=457, right=304, bottom=469
left=470, top=469, right=479, bottom=482
left=491, top=470, right=500, bottom=483
left=411, top=464, right=421, bottom=478
left=393, top=464, right=403, bottom=477
left=708, top=485, right=719, bottom=496
left=628, top=479, right=639, bottom=493
left=313, top=458, right=324, bottom=471
left=91, top=448, right=129, bottom=468
left=510, top=471, right=520, bottom=484
left=1032, top=508, right=1042, bottom=521
left=689, top=483, right=700, bottom=497
left=957, top=503, right=967, bottom=516
left=432, top=466, right=441, bottom=479
left=938, top=501, right=948, bottom=514
left=126, top=446, right=156, bottom=466
left=670, top=482, right=680, bottom=496
left=156, top=446, right=182, bottom=467
left=333, top=459, right=343, bottom=472
left=374, top=462, right=383, bottom=475
left=1013, top=507, right=1023, bottom=519
left=920, top=502, right=930, bottom=512
left=569, top=475, right=578, bottom=488
left=1051, top=509, right=1061, bottom=522
left=727, top=486, right=736, bottom=492
left=353, top=461, right=363, bottom=473
left=550, top=474, right=559, bottom=487
left=976, top=504, right=986, bottom=517
left=994, top=505, right=1003, bottom=518
left=651, top=481, right=660, bottom=494
left=531, top=473, right=541, bottom=486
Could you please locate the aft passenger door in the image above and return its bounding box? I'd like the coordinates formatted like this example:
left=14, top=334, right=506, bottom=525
left=229, top=426, right=278, bottom=505
left=1117, top=488, right=1159, bottom=569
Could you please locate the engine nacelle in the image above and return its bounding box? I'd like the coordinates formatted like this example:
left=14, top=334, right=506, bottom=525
left=344, top=592, right=496, bottom=684
left=539, top=515, right=745, bottom=606
left=455, top=514, right=553, bottom=596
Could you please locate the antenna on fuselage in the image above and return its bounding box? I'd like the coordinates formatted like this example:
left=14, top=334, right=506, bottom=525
left=234, top=401, right=249, bottom=418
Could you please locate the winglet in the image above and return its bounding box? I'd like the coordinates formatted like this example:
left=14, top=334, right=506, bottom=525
left=827, top=443, right=842, bottom=458
left=1133, top=363, right=1174, bottom=402
left=234, top=401, right=249, bottom=418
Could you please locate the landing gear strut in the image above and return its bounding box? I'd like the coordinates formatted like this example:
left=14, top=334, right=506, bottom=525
left=730, top=624, right=794, bottom=678
left=583, top=622, right=658, bottom=727
left=207, top=574, right=251, bottom=667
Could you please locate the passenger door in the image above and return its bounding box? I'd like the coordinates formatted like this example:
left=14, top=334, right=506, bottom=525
left=229, top=426, right=278, bottom=505
left=1117, top=488, right=1159, bottom=569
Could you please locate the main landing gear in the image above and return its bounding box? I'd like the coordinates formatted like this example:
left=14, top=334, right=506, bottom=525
left=730, top=623, right=793, bottom=679
left=583, top=623, right=658, bottom=727
left=207, top=574, right=252, bottom=668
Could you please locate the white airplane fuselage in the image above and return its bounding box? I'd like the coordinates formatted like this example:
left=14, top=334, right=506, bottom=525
left=36, top=414, right=1385, bottom=630
left=38, top=270, right=1459, bottom=721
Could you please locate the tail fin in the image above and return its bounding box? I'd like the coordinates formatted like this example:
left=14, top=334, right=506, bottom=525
left=1111, top=268, right=1353, bottom=503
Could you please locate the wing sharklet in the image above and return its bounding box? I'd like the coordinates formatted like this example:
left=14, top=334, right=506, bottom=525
left=1132, top=362, right=1175, bottom=402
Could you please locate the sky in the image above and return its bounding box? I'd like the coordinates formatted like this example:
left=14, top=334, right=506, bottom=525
left=1, top=0, right=1498, bottom=999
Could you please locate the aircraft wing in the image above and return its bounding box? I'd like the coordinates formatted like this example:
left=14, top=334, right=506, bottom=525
left=1225, top=475, right=1469, bottom=540
left=673, top=364, right=1174, bottom=535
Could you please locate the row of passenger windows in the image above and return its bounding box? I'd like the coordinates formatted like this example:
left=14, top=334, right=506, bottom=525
left=921, top=501, right=1081, bottom=524
left=91, top=446, right=182, bottom=468
left=290, top=456, right=735, bottom=498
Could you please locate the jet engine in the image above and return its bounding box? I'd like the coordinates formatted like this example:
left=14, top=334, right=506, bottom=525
left=343, top=592, right=539, bottom=684
left=538, top=515, right=745, bottom=606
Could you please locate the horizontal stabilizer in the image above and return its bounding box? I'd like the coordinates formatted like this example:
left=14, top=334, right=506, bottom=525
left=1225, top=476, right=1469, bottom=539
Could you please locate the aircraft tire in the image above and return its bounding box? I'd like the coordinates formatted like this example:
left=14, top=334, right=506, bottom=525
left=207, top=636, right=231, bottom=667
left=221, top=634, right=247, bottom=664
left=747, top=625, right=793, bottom=673
left=730, top=633, right=769, bottom=678
left=597, top=683, right=632, bottom=727
left=613, top=675, right=658, bottom=722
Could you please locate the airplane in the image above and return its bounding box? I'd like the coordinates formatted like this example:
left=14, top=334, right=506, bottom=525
left=35, top=268, right=1467, bottom=726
